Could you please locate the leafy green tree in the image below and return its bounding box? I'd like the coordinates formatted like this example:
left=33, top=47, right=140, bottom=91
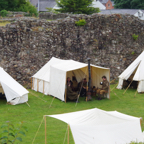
left=0, top=0, right=38, bottom=16
left=131, top=0, right=144, bottom=9
left=114, top=0, right=144, bottom=9
left=0, top=0, right=8, bottom=10
left=55, top=0, right=100, bottom=14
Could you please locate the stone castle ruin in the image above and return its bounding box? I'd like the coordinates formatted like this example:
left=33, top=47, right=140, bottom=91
left=0, top=13, right=144, bottom=87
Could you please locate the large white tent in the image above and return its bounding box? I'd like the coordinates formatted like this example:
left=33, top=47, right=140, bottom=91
left=117, top=51, right=144, bottom=92
left=47, top=108, right=144, bottom=144
left=0, top=67, right=28, bottom=105
left=32, top=57, right=110, bottom=102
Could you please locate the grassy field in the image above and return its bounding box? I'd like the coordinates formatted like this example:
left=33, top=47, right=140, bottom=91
left=0, top=85, right=144, bottom=144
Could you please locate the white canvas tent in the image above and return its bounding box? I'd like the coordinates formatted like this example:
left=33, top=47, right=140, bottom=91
left=117, top=51, right=144, bottom=92
left=0, top=67, right=28, bottom=105
left=32, top=57, right=110, bottom=102
left=46, top=108, right=144, bottom=144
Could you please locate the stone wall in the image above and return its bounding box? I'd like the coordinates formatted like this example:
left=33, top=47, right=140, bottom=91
left=39, top=12, right=70, bottom=20
left=0, top=13, right=144, bottom=87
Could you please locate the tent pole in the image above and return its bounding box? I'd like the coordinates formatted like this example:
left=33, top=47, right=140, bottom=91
left=109, top=69, right=110, bottom=99
left=43, top=80, right=44, bottom=94
left=65, top=73, right=67, bottom=103
left=134, top=90, right=138, bottom=98
left=134, top=82, right=139, bottom=98
left=45, top=116, right=47, bottom=144
left=33, top=78, right=34, bottom=90
left=31, top=77, right=32, bottom=89
left=123, top=80, right=133, bottom=95
left=68, top=124, right=69, bottom=144
left=37, top=79, right=39, bottom=92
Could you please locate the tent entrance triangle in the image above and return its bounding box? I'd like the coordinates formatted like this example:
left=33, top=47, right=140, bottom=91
left=0, top=82, right=6, bottom=103
left=123, top=62, right=140, bottom=90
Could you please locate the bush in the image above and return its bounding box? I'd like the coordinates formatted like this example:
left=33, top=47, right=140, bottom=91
left=46, top=7, right=59, bottom=14
left=16, top=1, right=38, bottom=17
left=75, top=19, right=86, bottom=26
left=0, top=10, right=8, bottom=17
left=0, top=121, right=27, bottom=144
left=132, top=34, right=138, bottom=40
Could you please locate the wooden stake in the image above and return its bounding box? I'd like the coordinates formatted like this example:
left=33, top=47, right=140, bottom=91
left=26, top=102, right=30, bottom=107
left=45, top=116, right=47, bottom=144
left=33, top=78, right=34, bottom=90
left=123, top=81, right=133, bottom=95
left=68, top=125, right=69, bottom=144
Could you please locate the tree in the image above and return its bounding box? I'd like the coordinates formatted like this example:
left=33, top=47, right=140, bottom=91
left=55, top=0, right=100, bottom=15
left=0, top=0, right=38, bottom=16
left=114, top=0, right=144, bottom=9
left=0, top=0, right=8, bottom=10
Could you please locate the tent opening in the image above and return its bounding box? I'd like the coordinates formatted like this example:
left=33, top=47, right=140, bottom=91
left=0, top=83, right=6, bottom=101
left=123, top=66, right=139, bottom=89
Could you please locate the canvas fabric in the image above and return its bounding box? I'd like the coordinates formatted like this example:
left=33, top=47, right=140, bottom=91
left=48, top=108, right=144, bottom=144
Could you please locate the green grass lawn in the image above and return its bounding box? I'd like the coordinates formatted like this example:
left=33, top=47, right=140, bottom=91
left=0, top=85, right=144, bottom=144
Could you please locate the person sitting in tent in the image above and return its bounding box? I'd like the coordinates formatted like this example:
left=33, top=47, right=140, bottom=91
left=67, top=83, right=79, bottom=101
left=67, top=77, right=73, bottom=88
left=78, top=78, right=87, bottom=97
left=96, top=76, right=109, bottom=100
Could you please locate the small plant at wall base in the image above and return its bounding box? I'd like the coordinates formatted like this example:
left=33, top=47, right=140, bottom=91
left=75, top=19, right=86, bottom=26
left=0, top=121, right=28, bottom=144
left=132, top=34, right=138, bottom=40
left=131, top=51, right=135, bottom=55
left=0, top=10, right=8, bottom=17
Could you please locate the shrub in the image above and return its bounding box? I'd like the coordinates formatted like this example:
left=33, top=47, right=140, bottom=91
left=17, top=1, right=38, bottom=17
left=0, top=121, right=27, bottom=144
left=46, top=7, right=59, bottom=14
left=0, top=10, right=8, bottom=17
left=132, top=34, right=138, bottom=40
left=75, top=19, right=86, bottom=26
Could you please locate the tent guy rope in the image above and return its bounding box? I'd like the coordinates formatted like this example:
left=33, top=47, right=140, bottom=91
left=32, top=116, right=44, bottom=144
left=29, top=90, right=47, bottom=102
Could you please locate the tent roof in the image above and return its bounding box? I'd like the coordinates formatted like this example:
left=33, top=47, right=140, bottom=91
left=48, top=108, right=140, bottom=125
left=32, top=57, right=109, bottom=82
left=0, top=67, right=28, bottom=102
left=47, top=108, right=144, bottom=144
left=118, top=51, right=144, bottom=81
